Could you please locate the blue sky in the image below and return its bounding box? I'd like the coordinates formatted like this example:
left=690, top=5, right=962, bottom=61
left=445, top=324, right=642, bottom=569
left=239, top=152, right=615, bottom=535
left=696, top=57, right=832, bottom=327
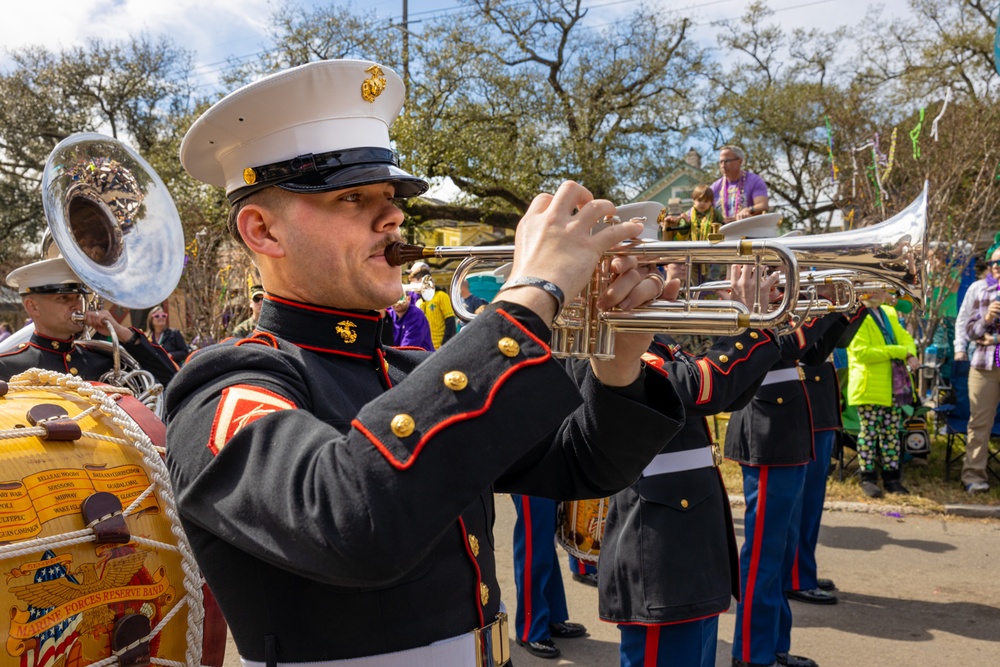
left=2, top=0, right=914, bottom=93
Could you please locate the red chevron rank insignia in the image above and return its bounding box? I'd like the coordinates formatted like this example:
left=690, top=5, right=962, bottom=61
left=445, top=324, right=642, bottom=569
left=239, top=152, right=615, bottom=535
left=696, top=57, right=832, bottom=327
left=208, top=385, right=297, bottom=455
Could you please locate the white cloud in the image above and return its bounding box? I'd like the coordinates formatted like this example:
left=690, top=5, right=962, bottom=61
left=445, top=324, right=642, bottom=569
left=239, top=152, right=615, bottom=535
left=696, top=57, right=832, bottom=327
left=1, top=0, right=275, bottom=82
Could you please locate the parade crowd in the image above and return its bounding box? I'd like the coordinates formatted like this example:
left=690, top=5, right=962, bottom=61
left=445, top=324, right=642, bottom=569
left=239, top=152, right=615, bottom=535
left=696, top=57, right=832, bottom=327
left=0, top=57, right=994, bottom=667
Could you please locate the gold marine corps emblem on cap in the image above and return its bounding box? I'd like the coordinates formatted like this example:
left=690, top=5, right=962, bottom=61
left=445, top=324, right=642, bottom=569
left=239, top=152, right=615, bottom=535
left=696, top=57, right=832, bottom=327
left=361, top=65, right=387, bottom=103
left=336, top=320, right=358, bottom=344
left=243, top=167, right=257, bottom=185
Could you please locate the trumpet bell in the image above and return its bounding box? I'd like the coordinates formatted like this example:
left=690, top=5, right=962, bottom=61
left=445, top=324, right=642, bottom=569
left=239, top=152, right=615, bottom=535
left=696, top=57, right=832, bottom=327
left=42, top=133, right=185, bottom=309
left=779, top=183, right=928, bottom=303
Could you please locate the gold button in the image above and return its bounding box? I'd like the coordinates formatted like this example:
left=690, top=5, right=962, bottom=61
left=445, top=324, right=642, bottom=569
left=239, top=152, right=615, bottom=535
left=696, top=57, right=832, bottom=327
left=777, top=397, right=784, bottom=404
left=52, top=341, right=60, bottom=350
left=815, top=376, right=821, bottom=382
left=390, top=414, right=415, bottom=438
left=468, top=534, right=480, bottom=557
left=65, top=354, right=72, bottom=362
left=735, top=342, right=744, bottom=350
left=719, top=354, right=729, bottom=363
left=69, top=368, right=79, bottom=375
left=480, top=582, right=490, bottom=606
left=498, top=337, right=520, bottom=357
left=749, top=332, right=759, bottom=339
left=681, top=499, right=689, bottom=508
left=444, top=371, right=468, bottom=391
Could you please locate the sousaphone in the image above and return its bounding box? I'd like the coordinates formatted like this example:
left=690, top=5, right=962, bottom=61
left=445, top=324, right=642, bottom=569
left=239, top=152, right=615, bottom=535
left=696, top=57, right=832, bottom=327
left=2, top=133, right=186, bottom=414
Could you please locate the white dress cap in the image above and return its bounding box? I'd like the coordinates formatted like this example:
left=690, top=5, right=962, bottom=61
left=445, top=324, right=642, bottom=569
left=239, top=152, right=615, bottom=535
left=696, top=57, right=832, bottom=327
left=719, top=212, right=783, bottom=241
left=180, top=59, right=427, bottom=202
left=7, top=257, right=88, bottom=295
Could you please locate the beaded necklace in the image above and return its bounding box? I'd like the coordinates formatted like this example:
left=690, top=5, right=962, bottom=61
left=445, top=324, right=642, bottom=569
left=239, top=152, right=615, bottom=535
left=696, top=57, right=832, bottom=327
left=722, top=172, right=746, bottom=219
left=688, top=205, right=717, bottom=241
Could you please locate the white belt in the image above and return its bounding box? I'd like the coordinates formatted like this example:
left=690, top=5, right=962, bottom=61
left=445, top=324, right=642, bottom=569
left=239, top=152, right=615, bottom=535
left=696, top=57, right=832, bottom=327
left=641, top=446, right=718, bottom=477
left=760, top=367, right=803, bottom=386
left=241, top=612, right=509, bottom=667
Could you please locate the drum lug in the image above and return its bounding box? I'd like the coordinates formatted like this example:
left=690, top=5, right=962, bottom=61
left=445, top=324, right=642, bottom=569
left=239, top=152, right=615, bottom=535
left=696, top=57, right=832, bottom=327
left=82, top=491, right=131, bottom=544
left=26, top=403, right=82, bottom=441
left=112, top=613, right=152, bottom=667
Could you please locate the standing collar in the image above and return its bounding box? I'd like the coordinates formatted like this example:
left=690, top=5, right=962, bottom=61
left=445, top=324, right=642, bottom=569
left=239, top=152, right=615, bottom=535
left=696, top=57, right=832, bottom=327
left=29, top=331, right=77, bottom=353
left=255, top=295, right=384, bottom=359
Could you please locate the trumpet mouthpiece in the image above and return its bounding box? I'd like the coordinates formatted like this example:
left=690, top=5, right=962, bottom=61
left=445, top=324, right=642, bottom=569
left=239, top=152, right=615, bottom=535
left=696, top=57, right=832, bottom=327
left=384, top=242, right=429, bottom=267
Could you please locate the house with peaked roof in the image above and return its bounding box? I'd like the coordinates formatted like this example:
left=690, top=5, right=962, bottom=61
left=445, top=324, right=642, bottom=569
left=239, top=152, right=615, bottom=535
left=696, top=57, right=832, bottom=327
left=631, top=148, right=713, bottom=215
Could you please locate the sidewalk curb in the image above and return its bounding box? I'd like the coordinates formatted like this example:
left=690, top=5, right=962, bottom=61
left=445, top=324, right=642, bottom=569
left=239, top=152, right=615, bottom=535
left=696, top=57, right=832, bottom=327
left=727, top=494, right=1000, bottom=519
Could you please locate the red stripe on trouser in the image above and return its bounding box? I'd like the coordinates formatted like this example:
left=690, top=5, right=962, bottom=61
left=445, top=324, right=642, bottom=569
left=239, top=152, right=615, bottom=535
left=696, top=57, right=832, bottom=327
left=645, top=625, right=660, bottom=667
left=791, top=546, right=801, bottom=590
left=520, top=495, right=534, bottom=643
left=742, top=466, right=769, bottom=663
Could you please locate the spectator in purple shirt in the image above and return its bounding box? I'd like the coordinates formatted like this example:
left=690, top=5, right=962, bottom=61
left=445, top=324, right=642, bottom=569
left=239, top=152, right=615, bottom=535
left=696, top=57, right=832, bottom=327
left=388, top=291, right=435, bottom=350
left=711, top=146, right=769, bottom=222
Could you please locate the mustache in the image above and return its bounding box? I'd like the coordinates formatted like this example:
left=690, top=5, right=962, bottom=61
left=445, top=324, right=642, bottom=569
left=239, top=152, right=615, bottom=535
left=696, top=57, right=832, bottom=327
left=371, top=235, right=405, bottom=257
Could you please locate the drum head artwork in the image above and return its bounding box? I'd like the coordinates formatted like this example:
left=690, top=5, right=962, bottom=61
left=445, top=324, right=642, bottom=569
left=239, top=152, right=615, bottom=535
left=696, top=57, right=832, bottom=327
left=0, top=374, right=224, bottom=667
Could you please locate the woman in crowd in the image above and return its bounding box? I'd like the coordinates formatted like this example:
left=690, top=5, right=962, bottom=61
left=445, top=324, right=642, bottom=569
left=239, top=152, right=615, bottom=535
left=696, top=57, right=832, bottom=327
left=145, top=305, right=190, bottom=366
left=846, top=290, right=919, bottom=497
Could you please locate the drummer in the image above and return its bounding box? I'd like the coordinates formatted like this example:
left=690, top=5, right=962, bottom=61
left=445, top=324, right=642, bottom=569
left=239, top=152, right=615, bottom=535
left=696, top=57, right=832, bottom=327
left=0, top=256, right=178, bottom=385
left=164, top=58, right=684, bottom=666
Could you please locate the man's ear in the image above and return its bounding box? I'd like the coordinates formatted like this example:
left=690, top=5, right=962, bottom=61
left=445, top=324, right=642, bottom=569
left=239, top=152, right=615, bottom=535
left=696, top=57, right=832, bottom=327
left=22, top=296, right=39, bottom=319
left=238, top=204, right=285, bottom=259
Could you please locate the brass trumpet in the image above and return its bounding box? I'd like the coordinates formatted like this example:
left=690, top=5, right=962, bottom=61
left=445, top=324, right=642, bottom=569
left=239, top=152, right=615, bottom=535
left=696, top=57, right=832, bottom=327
left=385, top=238, right=801, bottom=359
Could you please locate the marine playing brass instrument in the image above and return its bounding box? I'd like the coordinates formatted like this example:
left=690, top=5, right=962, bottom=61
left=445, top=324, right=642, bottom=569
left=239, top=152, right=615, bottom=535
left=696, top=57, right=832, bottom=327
left=0, top=133, right=187, bottom=415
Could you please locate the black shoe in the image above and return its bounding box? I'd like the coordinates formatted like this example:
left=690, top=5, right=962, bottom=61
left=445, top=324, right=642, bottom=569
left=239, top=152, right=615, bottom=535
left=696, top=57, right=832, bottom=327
left=884, top=480, right=910, bottom=494
left=571, top=571, right=599, bottom=587
left=548, top=621, right=587, bottom=638
left=516, top=638, right=560, bottom=659
left=860, top=480, right=883, bottom=498
left=817, top=578, right=836, bottom=591
left=787, top=588, right=838, bottom=605
left=731, top=659, right=774, bottom=667
left=776, top=653, right=818, bottom=667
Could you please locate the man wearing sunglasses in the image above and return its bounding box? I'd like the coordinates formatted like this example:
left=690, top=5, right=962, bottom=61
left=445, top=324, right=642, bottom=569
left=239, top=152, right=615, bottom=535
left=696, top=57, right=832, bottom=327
left=231, top=282, right=266, bottom=339
left=712, top=146, right=770, bottom=223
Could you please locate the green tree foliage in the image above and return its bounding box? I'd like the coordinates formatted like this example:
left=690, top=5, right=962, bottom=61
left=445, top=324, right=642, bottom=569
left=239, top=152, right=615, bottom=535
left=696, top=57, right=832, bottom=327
left=0, top=35, right=193, bottom=262
left=397, top=0, right=706, bottom=223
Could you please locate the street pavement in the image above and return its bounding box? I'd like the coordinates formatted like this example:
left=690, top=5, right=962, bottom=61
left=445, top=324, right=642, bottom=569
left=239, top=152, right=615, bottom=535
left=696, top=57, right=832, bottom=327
left=220, top=496, right=1000, bottom=666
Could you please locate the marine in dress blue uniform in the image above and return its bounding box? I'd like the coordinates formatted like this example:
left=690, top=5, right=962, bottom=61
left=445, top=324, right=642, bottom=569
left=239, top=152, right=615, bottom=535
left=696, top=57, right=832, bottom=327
left=599, top=326, right=781, bottom=667
left=727, top=313, right=850, bottom=667
left=164, top=59, right=684, bottom=667
left=0, top=257, right=177, bottom=385
left=510, top=494, right=587, bottom=659
left=789, top=308, right=866, bottom=604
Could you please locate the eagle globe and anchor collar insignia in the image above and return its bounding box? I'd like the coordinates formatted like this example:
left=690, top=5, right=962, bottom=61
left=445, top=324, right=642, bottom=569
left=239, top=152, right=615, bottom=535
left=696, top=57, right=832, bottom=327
left=253, top=296, right=381, bottom=359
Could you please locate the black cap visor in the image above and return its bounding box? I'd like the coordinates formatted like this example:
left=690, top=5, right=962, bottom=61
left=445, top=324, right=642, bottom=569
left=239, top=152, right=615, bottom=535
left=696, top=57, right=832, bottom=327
left=278, top=162, right=428, bottom=199
left=22, top=283, right=90, bottom=296
left=229, top=147, right=429, bottom=204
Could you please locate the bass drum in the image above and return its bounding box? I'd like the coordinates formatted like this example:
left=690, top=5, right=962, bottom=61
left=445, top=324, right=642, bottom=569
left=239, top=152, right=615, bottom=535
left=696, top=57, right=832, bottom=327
left=555, top=498, right=608, bottom=565
left=0, top=369, right=225, bottom=667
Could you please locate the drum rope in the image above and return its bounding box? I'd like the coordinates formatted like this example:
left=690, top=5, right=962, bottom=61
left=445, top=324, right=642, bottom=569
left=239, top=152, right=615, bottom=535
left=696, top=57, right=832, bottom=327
left=3, top=370, right=209, bottom=667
